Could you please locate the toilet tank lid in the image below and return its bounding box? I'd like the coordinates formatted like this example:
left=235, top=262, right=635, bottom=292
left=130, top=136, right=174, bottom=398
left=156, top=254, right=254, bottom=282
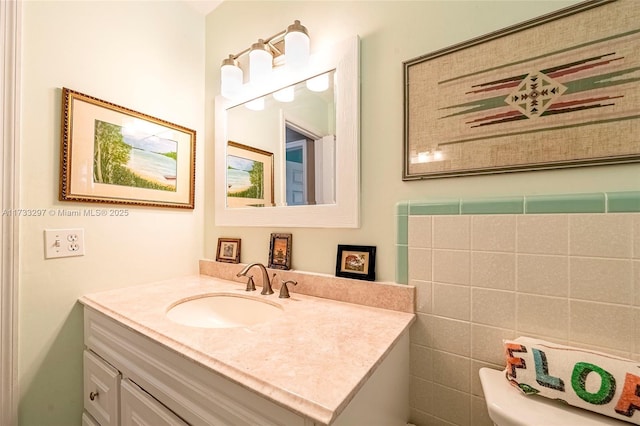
left=479, top=368, right=630, bottom=426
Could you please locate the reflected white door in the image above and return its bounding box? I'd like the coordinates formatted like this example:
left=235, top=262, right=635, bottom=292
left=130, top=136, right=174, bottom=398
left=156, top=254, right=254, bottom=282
left=286, top=141, right=307, bottom=205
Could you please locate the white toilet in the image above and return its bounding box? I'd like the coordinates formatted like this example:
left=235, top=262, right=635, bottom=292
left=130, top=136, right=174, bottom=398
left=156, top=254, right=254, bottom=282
left=479, top=368, right=631, bottom=426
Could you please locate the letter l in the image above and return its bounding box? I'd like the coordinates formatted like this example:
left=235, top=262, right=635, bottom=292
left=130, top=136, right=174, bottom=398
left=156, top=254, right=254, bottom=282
left=533, top=348, right=565, bottom=391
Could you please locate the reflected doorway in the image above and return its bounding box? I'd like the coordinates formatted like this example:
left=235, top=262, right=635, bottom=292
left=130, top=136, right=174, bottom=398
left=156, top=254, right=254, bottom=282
left=285, top=122, right=335, bottom=206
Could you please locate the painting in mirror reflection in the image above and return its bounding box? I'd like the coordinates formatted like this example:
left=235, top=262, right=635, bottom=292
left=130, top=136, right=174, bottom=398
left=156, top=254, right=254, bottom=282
left=226, top=70, right=336, bottom=208
left=226, top=141, right=274, bottom=208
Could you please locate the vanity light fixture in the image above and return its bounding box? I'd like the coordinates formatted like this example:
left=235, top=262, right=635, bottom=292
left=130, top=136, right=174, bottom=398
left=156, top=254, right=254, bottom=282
left=306, top=73, right=329, bottom=92
left=221, top=55, right=243, bottom=99
left=249, top=39, right=272, bottom=85
left=284, top=20, right=310, bottom=71
left=273, top=86, right=295, bottom=102
left=245, top=97, right=265, bottom=111
left=220, top=20, right=310, bottom=99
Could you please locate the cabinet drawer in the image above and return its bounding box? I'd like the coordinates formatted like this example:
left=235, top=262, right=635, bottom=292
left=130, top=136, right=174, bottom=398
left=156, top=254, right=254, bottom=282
left=84, top=350, right=121, bottom=426
left=121, top=379, right=188, bottom=426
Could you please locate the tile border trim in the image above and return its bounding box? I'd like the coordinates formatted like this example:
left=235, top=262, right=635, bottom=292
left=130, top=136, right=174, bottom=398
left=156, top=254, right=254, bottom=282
left=395, top=191, right=640, bottom=283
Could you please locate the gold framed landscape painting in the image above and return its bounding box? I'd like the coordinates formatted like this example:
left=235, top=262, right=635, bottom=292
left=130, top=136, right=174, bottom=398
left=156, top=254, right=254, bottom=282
left=403, top=0, right=640, bottom=180
left=60, top=88, right=196, bottom=208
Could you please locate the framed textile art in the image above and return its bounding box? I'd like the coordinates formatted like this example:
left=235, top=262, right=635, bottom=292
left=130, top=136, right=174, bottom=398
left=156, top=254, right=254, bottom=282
left=60, top=88, right=196, bottom=208
left=403, top=0, right=640, bottom=180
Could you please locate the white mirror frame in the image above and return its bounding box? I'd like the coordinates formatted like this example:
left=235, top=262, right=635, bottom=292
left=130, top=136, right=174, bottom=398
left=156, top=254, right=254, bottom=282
left=215, top=35, right=360, bottom=228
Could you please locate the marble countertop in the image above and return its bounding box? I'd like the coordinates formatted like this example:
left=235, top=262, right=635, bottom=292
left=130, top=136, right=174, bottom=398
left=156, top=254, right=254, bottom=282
left=79, top=274, right=415, bottom=425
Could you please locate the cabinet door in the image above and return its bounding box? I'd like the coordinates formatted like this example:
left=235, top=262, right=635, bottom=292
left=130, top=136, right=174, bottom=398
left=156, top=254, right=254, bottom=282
left=84, top=350, right=121, bottom=426
left=121, top=379, right=188, bottom=426
left=82, top=411, right=101, bottom=426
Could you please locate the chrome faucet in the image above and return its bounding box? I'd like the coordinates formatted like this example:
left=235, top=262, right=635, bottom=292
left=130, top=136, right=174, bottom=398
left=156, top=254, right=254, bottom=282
left=236, top=263, right=274, bottom=295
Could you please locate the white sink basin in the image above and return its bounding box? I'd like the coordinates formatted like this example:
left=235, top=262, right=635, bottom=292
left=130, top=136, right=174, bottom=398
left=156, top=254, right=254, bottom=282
left=166, top=293, right=283, bottom=328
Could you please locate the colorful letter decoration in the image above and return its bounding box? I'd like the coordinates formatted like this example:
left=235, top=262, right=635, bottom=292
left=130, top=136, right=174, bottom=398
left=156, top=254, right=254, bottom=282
left=503, top=337, right=640, bottom=425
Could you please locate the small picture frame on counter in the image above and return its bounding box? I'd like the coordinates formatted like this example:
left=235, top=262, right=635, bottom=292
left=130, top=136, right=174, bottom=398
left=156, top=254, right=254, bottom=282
left=216, top=238, right=241, bottom=263
left=268, top=233, right=292, bottom=270
left=335, top=245, right=376, bottom=281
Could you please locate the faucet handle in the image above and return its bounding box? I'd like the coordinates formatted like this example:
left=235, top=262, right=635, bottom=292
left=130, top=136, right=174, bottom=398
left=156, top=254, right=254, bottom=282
left=245, top=275, right=256, bottom=292
left=279, top=280, right=297, bottom=298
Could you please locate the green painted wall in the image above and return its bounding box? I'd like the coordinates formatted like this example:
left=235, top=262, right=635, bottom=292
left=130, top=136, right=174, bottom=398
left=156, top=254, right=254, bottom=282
left=15, top=1, right=640, bottom=425
left=205, top=1, right=640, bottom=282
left=19, top=2, right=204, bottom=425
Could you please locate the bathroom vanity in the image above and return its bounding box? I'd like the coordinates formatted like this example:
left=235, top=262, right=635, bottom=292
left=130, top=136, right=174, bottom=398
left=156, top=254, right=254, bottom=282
left=79, top=273, right=414, bottom=425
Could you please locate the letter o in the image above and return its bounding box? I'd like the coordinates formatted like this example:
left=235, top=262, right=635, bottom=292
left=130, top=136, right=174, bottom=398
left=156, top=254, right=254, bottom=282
left=571, top=362, right=616, bottom=405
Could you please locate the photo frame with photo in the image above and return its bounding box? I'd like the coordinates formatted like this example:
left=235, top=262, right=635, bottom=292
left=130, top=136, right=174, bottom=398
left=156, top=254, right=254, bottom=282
left=335, top=245, right=376, bottom=281
left=216, top=238, right=241, bottom=263
left=268, top=233, right=292, bottom=270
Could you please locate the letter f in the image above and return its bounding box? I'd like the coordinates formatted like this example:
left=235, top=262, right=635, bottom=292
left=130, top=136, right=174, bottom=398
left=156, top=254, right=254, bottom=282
left=505, top=343, right=527, bottom=379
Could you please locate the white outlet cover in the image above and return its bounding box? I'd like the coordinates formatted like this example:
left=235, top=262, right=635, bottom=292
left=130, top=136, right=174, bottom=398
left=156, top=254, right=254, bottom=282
left=44, top=228, right=85, bottom=259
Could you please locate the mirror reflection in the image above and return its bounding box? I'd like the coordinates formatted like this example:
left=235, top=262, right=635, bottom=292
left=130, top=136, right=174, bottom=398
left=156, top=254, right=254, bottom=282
left=226, top=70, right=336, bottom=208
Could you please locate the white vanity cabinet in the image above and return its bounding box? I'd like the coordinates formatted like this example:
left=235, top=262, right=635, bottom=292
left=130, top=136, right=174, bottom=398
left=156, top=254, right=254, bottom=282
left=83, top=349, right=189, bottom=426
left=82, top=304, right=410, bottom=426
left=83, top=350, right=120, bottom=426
left=83, top=307, right=310, bottom=426
left=80, top=273, right=415, bottom=425
left=120, top=378, right=189, bottom=426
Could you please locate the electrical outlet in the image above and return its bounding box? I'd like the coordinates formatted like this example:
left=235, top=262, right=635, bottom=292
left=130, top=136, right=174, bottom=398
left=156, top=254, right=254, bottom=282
left=44, top=228, right=85, bottom=259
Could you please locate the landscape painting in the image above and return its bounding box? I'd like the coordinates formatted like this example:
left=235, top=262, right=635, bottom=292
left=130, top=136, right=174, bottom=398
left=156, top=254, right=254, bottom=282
left=225, top=141, right=274, bottom=208
left=59, top=88, right=196, bottom=209
left=226, top=155, right=263, bottom=199
left=94, top=120, right=178, bottom=192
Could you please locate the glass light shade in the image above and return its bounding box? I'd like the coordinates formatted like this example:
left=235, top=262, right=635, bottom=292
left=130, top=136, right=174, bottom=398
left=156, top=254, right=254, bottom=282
left=306, top=73, right=329, bottom=92
left=249, top=40, right=272, bottom=85
left=273, top=86, right=294, bottom=102
left=220, top=55, right=243, bottom=99
left=245, top=97, right=265, bottom=111
left=285, top=21, right=310, bottom=71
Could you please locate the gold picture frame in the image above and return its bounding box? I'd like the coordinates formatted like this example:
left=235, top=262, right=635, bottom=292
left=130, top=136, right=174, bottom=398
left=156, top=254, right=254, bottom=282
left=403, top=0, right=640, bottom=180
left=60, top=88, right=196, bottom=208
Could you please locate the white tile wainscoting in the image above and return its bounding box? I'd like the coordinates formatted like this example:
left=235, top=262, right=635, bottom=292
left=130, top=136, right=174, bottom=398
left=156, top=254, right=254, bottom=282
left=396, top=192, right=640, bottom=426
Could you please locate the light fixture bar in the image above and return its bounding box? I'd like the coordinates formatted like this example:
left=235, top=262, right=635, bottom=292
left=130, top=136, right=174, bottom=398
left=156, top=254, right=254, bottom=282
left=226, top=29, right=287, bottom=62
left=224, top=20, right=308, bottom=62
left=220, top=20, right=310, bottom=99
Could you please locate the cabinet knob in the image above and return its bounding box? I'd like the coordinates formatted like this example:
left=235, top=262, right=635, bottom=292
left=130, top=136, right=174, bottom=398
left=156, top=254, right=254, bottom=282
left=89, top=391, right=99, bottom=401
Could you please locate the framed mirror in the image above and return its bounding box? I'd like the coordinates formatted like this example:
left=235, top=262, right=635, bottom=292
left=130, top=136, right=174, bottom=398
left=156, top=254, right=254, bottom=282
left=215, top=35, right=360, bottom=228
